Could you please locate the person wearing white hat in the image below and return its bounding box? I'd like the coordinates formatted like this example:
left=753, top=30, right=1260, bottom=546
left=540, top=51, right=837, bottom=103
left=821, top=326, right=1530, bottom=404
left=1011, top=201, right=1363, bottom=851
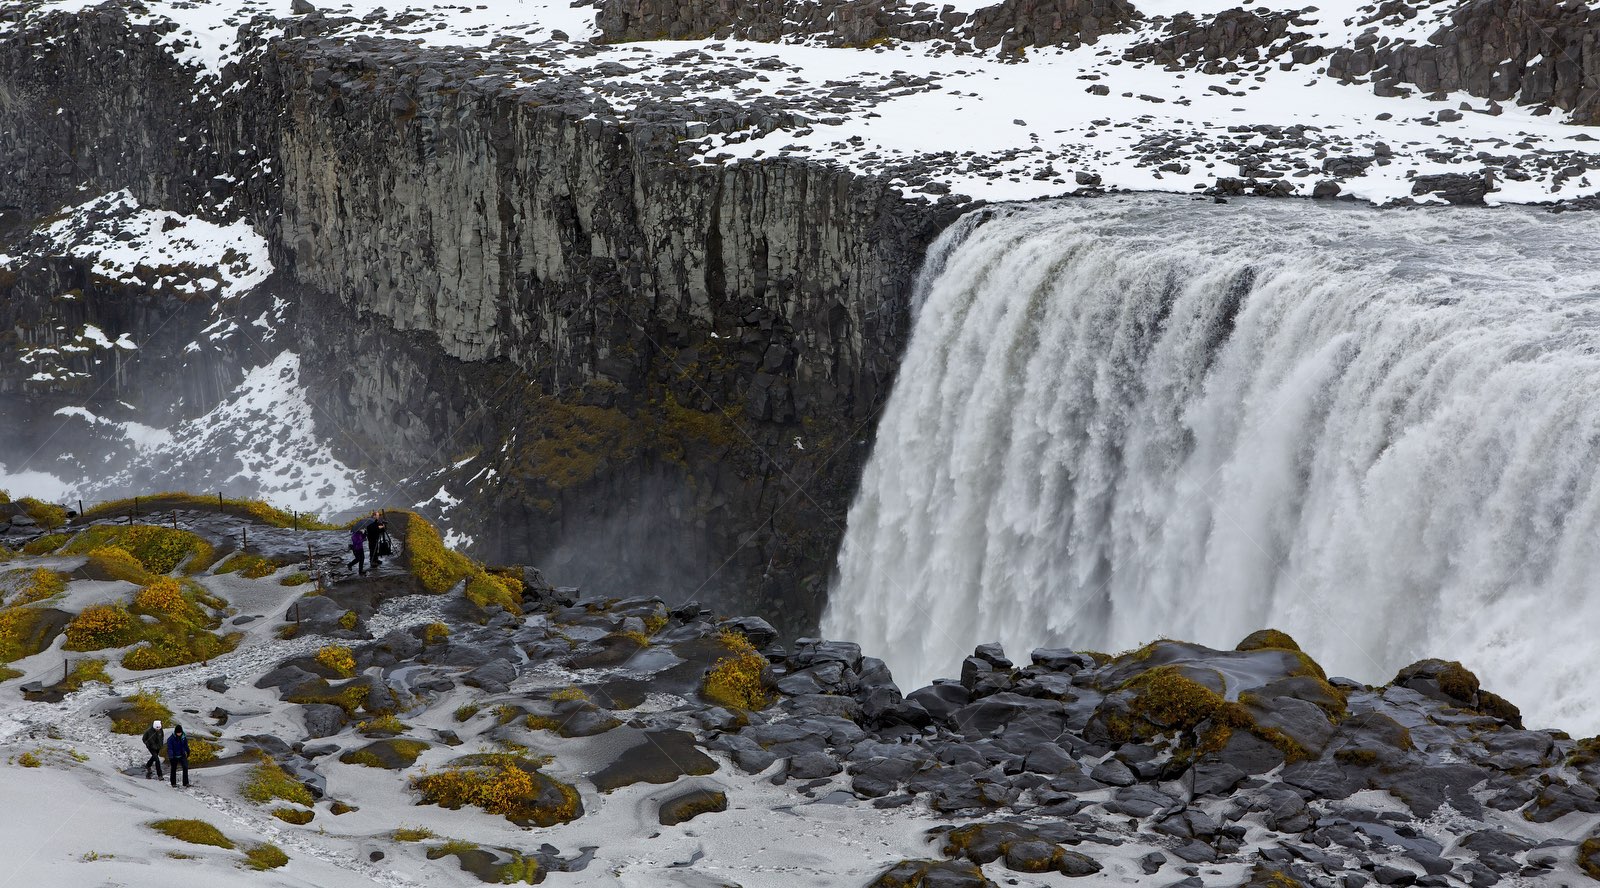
left=141, top=720, right=165, bottom=780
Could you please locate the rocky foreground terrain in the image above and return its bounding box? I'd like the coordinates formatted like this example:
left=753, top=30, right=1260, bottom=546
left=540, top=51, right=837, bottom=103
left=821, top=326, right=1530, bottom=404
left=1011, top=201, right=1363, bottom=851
left=0, top=493, right=1596, bottom=887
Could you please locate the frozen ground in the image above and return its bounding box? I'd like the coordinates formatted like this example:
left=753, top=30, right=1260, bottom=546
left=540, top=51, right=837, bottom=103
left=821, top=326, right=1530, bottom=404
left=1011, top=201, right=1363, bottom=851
left=9, top=0, right=1600, bottom=204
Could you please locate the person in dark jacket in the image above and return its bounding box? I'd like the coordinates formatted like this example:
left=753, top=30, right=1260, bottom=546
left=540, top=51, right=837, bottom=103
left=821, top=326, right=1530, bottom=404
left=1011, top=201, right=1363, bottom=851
left=141, top=720, right=164, bottom=780
left=348, top=526, right=367, bottom=576
left=166, top=724, right=190, bottom=787
left=367, top=512, right=389, bottom=570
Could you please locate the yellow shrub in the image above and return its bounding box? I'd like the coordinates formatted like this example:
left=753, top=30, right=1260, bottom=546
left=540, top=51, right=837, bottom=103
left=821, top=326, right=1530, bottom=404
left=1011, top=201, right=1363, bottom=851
left=63, top=526, right=209, bottom=575
left=702, top=629, right=771, bottom=710
left=133, top=578, right=186, bottom=613
left=17, top=498, right=66, bottom=530
left=64, top=604, right=136, bottom=651
left=315, top=645, right=356, bottom=678
left=122, top=631, right=239, bottom=670
left=411, top=755, right=581, bottom=826
left=187, top=737, right=221, bottom=765
left=10, top=568, right=66, bottom=606
left=21, top=533, right=68, bottom=555
left=85, top=546, right=151, bottom=584
left=465, top=572, right=522, bottom=614
left=338, top=610, right=359, bottom=630
left=0, top=606, right=57, bottom=663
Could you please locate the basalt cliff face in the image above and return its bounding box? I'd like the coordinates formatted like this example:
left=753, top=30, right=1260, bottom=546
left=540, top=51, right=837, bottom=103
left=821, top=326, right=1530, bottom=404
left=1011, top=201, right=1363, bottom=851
left=0, top=3, right=960, bottom=633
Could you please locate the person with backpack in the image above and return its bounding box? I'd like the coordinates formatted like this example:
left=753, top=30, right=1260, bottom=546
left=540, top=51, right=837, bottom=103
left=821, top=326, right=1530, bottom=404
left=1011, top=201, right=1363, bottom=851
left=348, top=525, right=367, bottom=576
left=367, top=512, right=390, bottom=571
left=141, top=720, right=164, bottom=780
left=166, top=724, right=190, bottom=788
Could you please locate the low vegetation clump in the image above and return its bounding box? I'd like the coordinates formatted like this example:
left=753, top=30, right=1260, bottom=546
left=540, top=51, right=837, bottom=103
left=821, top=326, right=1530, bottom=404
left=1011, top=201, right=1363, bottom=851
left=122, top=630, right=239, bottom=670
left=16, top=750, right=41, bottom=767
left=358, top=714, right=406, bottom=735
left=393, top=826, right=435, bottom=842
left=187, top=736, right=222, bottom=765
left=63, top=603, right=137, bottom=650
left=111, top=689, right=174, bottom=734
left=341, top=739, right=430, bottom=769
left=453, top=703, right=480, bottom=722
left=7, top=567, right=66, bottom=607
left=412, top=754, right=582, bottom=827
left=421, top=622, right=450, bottom=644
left=20, top=533, right=68, bottom=555
left=216, top=552, right=279, bottom=579
left=398, top=512, right=522, bottom=614
left=549, top=686, right=588, bottom=703
left=149, top=818, right=234, bottom=849
left=62, top=525, right=213, bottom=575
left=315, top=644, right=357, bottom=678
left=0, top=604, right=58, bottom=664
left=57, top=657, right=110, bottom=693
left=0, top=666, right=21, bottom=682
left=15, top=497, right=67, bottom=530
left=278, top=572, right=311, bottom=587
left=702, top=629, right=772, bottom=710
left=241, top=756, right=315, bottom=807
left=132, top=577, right=186, bottom=613
left=338, top=609, right=359, bottom=630
left=271, top=807, right=313, bottom=825
left=244, top=843, right=289, bottom=870
left=83, top=546, right=152, bottom=584
left=1235, top=629, right=1302, bottom=652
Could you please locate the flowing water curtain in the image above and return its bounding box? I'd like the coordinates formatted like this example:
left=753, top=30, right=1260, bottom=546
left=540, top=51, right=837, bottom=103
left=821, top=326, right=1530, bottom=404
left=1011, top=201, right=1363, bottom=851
left=826, top=197, right=1600, bottom=733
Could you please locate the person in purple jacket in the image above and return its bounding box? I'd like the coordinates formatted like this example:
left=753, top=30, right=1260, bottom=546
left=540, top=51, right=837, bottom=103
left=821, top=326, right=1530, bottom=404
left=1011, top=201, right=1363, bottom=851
left=348, top=526, right=367, bottom=576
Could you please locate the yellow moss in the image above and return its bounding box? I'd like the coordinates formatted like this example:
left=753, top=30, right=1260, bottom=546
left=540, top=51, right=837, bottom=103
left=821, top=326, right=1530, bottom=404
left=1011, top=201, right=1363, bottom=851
left=149, top=818, right=234, bottom=849
left=396, top=512, right=477, bottom=595
left=0, top=666, right=21, bottom=682
left=244, top=843, right=289, bottom=870
left=1236, top=629, right=1302, bottom=652
left=338, top=610, right=359, bottom=630
left=217, top=552, right=279, bottom=579
left=278, top=572, right=311, bottom=587
left=421, top=622, right=450, bottom=644
left=315, top=645, right=357, bottom=678
left=122, top=630, right=240, bottom=670
left=611, top=629, right=651, bottom=647
left=358, top=714, right=406, bottom=735
left=242, top=757, right=314, bottom=806
left=453, top=703, right=481, bottom=722
left=392, top=826, right=435, bottom=842
left=271, top=807, right=313, bottom=825
left=702, top=629, right=771, bottom=710
left=549, top=686, right=588, bottom=703
left=329, top=801, right=356, bottom=815
left=16, top=750, right=40, bottom=767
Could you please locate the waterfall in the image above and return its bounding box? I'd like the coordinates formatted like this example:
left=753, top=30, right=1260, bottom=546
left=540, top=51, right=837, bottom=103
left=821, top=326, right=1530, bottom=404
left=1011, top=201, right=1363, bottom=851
left=825, top=195, right=1600, bottom=733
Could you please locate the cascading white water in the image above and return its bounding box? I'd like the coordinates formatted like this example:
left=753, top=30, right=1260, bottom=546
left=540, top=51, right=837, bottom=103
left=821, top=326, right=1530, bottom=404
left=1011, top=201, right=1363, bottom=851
left=826, top=195, right=1600, bottom=733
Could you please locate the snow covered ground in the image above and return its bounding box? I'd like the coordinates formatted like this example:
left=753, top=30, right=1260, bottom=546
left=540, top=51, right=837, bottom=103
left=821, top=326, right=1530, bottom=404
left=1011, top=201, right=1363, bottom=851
left=10, top=0, right=1600, bottom=205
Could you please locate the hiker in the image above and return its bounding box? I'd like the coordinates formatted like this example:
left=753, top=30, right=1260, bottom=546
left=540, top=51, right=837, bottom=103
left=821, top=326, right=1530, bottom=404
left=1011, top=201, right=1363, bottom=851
left=166, top=724, right=190, bottom=788
left=348, top=525, right=367, bottom=576
left=367, top=511, right=390, bottom=570
left=141, top=720, right=164, bottom=780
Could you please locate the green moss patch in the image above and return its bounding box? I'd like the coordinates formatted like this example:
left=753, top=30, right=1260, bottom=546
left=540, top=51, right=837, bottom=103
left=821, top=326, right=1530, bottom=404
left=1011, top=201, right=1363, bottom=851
left=149, top=819, right=234, bottom=849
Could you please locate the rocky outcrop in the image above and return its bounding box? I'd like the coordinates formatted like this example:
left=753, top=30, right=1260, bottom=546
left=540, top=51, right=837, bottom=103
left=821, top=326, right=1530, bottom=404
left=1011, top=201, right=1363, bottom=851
left=594, top=0, right=1141, bottom=52
left=1326, top=0, right=1600, bottom=122
left=0, top=4, right=960, bottom=633
left=1124, top=8, right=1324, bottom=73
